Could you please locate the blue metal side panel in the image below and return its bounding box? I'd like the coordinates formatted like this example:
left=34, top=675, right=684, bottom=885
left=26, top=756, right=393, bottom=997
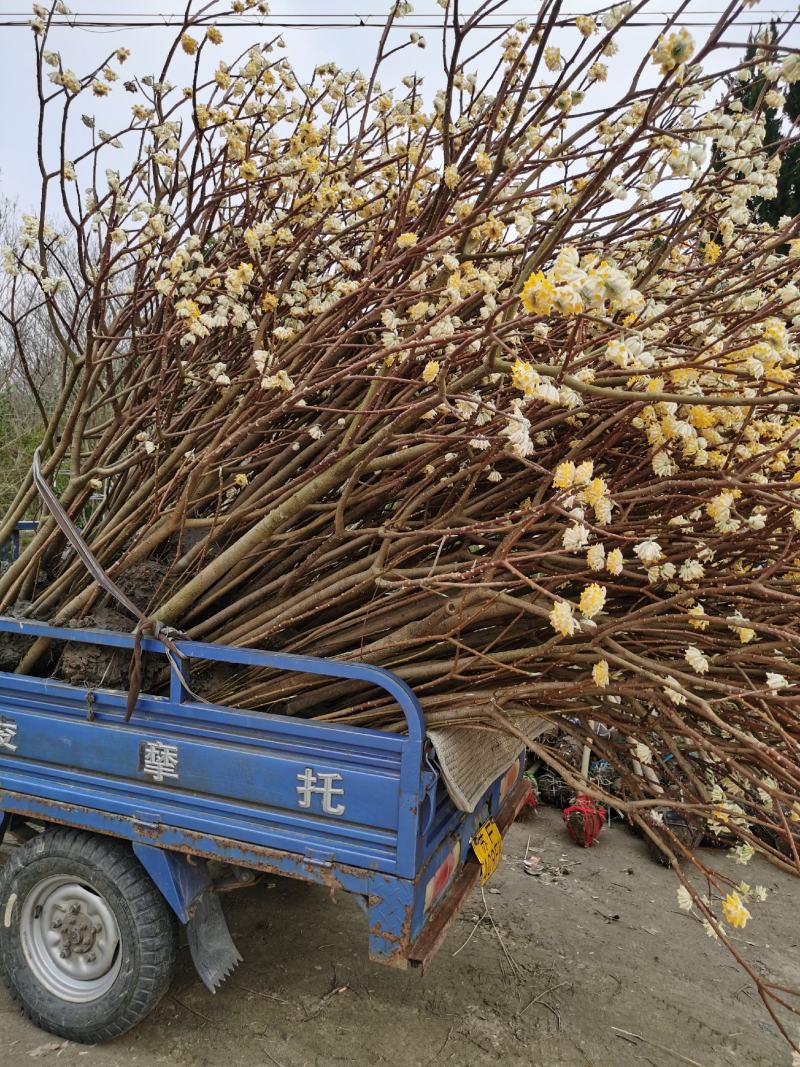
left=0, top=680, right=408, bottom=875
left=0, top=787, right=389, bottom=894
left=0, top=618, right=426, bottom=880
left=0, top=789, right=416, bottom=965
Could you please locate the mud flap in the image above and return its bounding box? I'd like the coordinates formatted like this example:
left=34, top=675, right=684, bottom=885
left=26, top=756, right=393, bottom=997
left=132, top=842, right=241, bottom=992
left=187, top=888, right=243, bottom=993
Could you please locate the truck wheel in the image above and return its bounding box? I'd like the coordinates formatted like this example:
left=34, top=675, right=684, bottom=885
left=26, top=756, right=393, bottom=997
left=0, top=827, right=177, bottom=1043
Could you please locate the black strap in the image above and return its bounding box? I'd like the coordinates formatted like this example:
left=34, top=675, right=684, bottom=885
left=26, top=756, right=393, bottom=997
left=32, top=446, right=194, bottom=720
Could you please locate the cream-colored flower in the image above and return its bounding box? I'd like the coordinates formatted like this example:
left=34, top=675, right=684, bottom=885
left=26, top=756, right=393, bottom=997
left=634, top=540, right=662, bottom=564
left=685, top=646, right=709, bottom=675
left=443, top=164, right=460, bottom=189
left=587, top=544, right=605, bottom=571
left=553, top=460, right=576, bottom=490
left=592, top=659, right=609, bottom=687
left=549, top=600, right=578, bottom=637
left=721, top=891, right=750, bottom=929
left=579, top=582, right=606, bottom=619
left=650, top=29, right=695, bottom=75
left=676, top=885, right=693, bottom=911
left=732, top=842, right=755, bottom=865
left=606, top=548, right=623, bottom=575
left=634, top=742, right=652, bottom=765
left=575, top=15, right=597, bottom=36
left=421, top=360, right=439, bottom=384
left=766, top=673, right=788, bottom=691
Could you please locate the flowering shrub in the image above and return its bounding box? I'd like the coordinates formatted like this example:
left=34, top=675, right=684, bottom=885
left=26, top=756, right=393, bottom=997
left=2, top=0, right=800, bottom=1038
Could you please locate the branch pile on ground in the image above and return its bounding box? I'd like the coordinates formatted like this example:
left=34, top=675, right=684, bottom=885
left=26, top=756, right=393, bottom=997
left=2, top=0, right=800, bottom=1032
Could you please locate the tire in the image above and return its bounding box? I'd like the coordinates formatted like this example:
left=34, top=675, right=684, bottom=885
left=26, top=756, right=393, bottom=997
left=0, top=827, right=177, bottom=1043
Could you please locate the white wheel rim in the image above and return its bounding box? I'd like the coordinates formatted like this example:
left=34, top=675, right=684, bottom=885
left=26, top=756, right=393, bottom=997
left=20, top=875, right=122, bottom=1003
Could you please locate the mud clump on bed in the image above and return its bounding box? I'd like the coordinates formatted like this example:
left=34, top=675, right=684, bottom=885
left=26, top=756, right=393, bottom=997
left=53, top=607, right=163, bottom=694
left=113, top=560, right=170, bottom=614
left=0, top=631, right=36, bottom=673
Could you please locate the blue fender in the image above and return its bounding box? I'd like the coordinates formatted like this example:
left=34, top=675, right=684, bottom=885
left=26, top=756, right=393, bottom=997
left=132, top=841, right=210, bottom=923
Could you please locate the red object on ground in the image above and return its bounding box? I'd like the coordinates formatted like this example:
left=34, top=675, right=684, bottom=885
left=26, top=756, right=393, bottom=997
left=517, top=783, right=538, bottom=820
left=563, top=794, right=606, bottom=847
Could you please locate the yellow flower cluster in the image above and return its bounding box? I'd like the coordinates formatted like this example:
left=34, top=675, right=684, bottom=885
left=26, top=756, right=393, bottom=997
left=549, top=600, right=578, bottom=637
left=579, top=583, right=606, bottom=619
left=721, top=891, right=750, bottom=929
left=650, top=29, right=695, bottom=76
left=520, top=247, right=643, bottom=319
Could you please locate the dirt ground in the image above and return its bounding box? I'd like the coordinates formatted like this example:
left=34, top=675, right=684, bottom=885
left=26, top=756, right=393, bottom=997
left=1, top=806, right=798, bottom=1067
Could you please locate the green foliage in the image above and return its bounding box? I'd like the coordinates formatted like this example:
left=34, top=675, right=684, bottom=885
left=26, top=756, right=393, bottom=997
left=0, top=393, right=42, bottom=513
left=741, top=24, right=800, bottom=228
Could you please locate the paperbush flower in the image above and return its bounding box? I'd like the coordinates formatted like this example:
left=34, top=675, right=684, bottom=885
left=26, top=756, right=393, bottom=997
left=721, top=891, right=750, bottom=929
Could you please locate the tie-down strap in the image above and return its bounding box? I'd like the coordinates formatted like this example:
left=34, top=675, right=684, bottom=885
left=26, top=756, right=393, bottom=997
left=31, top=445, right=189, bottom=721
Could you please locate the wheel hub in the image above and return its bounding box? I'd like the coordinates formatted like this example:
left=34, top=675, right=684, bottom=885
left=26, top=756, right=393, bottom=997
left=20, top=877, right=122, bottom=1003
left=57, top=907, right=98, bottom=956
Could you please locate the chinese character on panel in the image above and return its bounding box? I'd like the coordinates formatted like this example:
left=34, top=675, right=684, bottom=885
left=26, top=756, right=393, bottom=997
left=296, top=768, right=346, bottom=815
left=140, top=740, right=180, bottom=783
left=0, top=716, right=18, bottom=752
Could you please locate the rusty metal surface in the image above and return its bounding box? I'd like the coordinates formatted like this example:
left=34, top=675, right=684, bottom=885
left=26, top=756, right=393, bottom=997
left=405, top=777, right=532, bottom=971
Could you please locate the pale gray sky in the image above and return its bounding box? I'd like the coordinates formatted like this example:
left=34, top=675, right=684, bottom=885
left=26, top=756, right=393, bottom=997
left=0, top=1, right=797, bottom=210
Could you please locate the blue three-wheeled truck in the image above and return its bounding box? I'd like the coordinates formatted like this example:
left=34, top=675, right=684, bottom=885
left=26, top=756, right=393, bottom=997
left=0, top=530, right=531, bottom=1043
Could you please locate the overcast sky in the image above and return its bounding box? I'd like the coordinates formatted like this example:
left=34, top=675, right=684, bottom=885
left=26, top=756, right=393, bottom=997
left=0, top=1, right=798, bottom=212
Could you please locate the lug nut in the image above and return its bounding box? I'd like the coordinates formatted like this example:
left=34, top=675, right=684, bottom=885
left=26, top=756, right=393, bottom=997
left=86, top=953, right=96, bottom=963
left=69, top=903, right=81, bottom=915
left=51, top=918, right=62, bottom=929
left=59, top=948, right=71, bottom=959
left=93, top=922, right=102, bottom=933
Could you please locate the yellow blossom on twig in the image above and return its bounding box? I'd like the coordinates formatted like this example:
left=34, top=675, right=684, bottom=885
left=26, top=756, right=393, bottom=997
left=592, top=659, right=609, bottom=687
left=721, top=891, right=750, bottom=929
left=422, top=360, right=439, bottom=384
left=579, top=583, right=607, bottom=619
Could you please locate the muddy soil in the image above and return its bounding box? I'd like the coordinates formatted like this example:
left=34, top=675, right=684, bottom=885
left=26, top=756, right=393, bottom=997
left=112, top=560, right=169, bottom=615
left=55, top=604, right=168, bottom=693
left=55, top=607, right=134, bottom=689
left=1, top=806, right=798, bottom=1067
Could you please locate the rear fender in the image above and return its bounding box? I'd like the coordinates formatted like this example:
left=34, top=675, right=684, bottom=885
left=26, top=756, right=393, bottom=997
left=132, top=841, right=210, bottom=923
left=132, top=842, right=242, bottom=991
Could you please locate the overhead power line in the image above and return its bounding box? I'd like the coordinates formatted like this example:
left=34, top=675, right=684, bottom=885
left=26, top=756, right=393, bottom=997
left=2, top=6, right=796, bottom=10
left=1, top=5, right=796, bottom=10
left=1, top=13, right=796, bottom=28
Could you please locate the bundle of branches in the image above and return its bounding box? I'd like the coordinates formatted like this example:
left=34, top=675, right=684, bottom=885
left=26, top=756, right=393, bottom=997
left=2, top=0, right=800, bottom=1034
